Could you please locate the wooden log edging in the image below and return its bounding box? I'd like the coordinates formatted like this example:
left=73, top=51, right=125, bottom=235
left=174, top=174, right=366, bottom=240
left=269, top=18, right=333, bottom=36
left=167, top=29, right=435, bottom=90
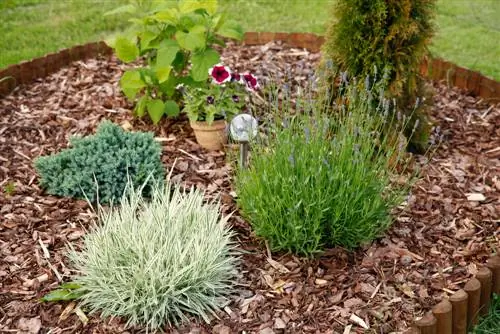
left=413, top=254, right=500, bottom=334
left=1, top=32, right=500, bottom=100
left=0, top=41, right=112, bottom=97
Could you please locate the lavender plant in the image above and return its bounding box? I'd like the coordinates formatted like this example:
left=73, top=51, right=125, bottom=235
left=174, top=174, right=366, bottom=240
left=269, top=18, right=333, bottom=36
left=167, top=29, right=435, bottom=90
left=235, top=76, right=421, bottom=256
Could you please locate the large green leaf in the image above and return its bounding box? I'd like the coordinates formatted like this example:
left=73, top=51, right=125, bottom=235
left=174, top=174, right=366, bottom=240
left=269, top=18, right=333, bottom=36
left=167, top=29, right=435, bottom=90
left=147, top=99, right=165, bottom=124
left=114, top=36, right=139, bottom=63
left=190, top=48, right=220, bottom=81
left=216, top=20, right=244, bottom=40
left=138, top=30, right=157, bottom=51
left=154, top=66, right=172, bottom=83
left=164, top=100, right=180, bottom=117
left=120, top=70, right=146, bottom=100
left=40, top=286, right=85, bottom=302
left=156, top=40, right=179, bottom=67
left=178, top=0, right=218, bottom=15
left=153, top=8, right=179, bottom=25
left=175, top=30, right=206, bottom=51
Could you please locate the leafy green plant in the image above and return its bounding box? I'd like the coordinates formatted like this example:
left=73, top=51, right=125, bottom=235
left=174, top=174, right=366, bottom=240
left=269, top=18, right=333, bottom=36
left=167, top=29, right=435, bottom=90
left=235, top=78, right=420, bottom=256
left=34, top=121, right=164, bottom=204
left=321, top=0, right=436, bottom=152
left=106, top=0, right=244, bottom=124
left=67, top=178, right=239, bottom=329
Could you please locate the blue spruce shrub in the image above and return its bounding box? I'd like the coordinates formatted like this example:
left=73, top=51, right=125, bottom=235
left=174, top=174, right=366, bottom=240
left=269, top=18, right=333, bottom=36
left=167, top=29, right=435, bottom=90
left=34, top=121, right=164, bottom=204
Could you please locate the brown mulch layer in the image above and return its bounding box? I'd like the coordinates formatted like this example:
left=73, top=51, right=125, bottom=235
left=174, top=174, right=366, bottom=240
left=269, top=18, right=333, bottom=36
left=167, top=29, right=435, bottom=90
left=1, top=41, right=499, bottom=333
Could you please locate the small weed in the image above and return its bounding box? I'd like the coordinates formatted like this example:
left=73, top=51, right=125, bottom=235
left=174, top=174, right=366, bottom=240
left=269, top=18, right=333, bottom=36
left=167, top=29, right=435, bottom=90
left=3, top=181, right=16, bottom=196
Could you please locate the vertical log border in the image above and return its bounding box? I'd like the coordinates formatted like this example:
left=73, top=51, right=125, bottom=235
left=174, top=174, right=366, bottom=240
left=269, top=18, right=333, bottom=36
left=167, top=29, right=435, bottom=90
left=1, top=32, right=500, bottom=100
left=414, top=254, right=500, bottom=333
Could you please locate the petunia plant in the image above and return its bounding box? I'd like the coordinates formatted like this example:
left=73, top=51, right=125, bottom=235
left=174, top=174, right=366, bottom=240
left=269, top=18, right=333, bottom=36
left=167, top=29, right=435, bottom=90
left=105, top=0, right=244, bottom=124
left=182, top=64, right=259, bottom=125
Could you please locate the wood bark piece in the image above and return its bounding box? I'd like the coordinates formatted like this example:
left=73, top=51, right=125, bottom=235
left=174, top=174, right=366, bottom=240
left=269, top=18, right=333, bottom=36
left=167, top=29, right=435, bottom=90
left=414, top=312, right=437, bottom=334
left=476, top=267, right=492, bottom=316
left=464, top=278, right=481, bottom=327
left=432, top=299, right=452, bottom=334
left=449, top=289, right=468, bottom=334
left=486, top=255, right=500, bottom=294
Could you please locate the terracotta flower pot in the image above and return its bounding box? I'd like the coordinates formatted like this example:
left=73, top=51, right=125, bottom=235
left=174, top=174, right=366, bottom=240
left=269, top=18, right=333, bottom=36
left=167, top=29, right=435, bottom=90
left=190, top=119, right=228, bottom=151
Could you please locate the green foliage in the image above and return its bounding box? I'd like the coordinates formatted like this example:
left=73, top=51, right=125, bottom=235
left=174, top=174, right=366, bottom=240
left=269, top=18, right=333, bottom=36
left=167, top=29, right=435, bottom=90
left=68, top=179, right=239, bottom=329
left=322, top=0, right=436, bottom=152
left=40, top=283, right=85, bottom=302
left=106, top=0, right=244, bottom=124
left=235, top=80, right=419, bottom=256
left=473, top=293, right=500, bottom=333
left=34, top=121, right=164, bottom=204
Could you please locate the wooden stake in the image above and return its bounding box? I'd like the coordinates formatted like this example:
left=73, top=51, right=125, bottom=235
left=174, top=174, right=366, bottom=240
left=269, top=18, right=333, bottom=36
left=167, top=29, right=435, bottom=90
left=464, top=278, right=481, bottom=327
left=476, top=267, right=492, bottom=316
left=449, top=289, right=468, bottom=334
left=432, top=299, right=452, bottom=334
left=414, top=312, right=437, bottom=334
left=486, top=255, right=500, bottom=294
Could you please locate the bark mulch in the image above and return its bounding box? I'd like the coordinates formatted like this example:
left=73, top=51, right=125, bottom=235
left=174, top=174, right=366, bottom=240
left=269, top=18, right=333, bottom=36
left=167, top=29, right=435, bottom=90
left=0, top=42, right=499, bottom=333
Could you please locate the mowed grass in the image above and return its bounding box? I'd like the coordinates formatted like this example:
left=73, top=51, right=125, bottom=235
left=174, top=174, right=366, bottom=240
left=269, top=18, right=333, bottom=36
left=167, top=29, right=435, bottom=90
left=473, top=294, right=500, bottom=333
left=0, top=0, right=499, bottom=80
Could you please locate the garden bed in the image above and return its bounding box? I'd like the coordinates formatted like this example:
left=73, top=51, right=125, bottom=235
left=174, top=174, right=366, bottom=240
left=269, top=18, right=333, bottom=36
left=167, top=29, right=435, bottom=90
left=0, top=41, right=498, bottom=333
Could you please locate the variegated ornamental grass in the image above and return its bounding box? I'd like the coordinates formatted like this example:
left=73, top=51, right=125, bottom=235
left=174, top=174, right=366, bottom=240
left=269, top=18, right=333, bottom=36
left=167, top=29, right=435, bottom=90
left=68, top=180, right=239, bottom=329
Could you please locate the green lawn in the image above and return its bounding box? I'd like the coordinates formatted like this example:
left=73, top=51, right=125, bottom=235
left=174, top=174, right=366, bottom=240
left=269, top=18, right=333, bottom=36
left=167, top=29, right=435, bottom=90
left=1, top=0, right=499, bottom=80
left=473, top=294, right=500, bottom=333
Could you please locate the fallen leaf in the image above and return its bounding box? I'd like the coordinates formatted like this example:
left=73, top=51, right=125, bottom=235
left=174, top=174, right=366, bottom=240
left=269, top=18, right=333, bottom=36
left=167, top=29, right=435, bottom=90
left=17, top=317, right=41, bottom=334
left=344, top=298, right=363, bottom=308
left=267, top=258, right=290, bottom=274
left=399, top=284, right=415, bottom=298
left=349, top=314, right=369, bottom=329
left=274, top=317, right=286, bottom=329
left=74, top=306, right=88, bottom=326
left=466, top=193, right=486, bottom=201
left=59, top=302, right=76, bottom=321
left=343, top=325, right=352, bottom=334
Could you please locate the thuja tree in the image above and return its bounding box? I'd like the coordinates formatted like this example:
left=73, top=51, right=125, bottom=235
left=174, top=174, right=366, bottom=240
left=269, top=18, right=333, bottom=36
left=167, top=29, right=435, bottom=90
left=321, top=0, right=436, bottom=152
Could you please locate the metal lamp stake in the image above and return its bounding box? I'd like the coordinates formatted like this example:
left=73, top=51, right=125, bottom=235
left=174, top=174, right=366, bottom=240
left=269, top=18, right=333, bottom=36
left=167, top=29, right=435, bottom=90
left=229, top=114, right=258, bottom=170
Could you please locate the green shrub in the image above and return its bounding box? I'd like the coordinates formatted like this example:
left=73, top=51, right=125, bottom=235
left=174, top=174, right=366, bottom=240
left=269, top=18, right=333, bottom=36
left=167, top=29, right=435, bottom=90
left=321, top=0, right=436, bottom=152
left=106, top=0, right=244, bottom=124
left=235, top=80, right=418, bottom=256
left=68, top=180, right=239, bottom=329
left=34, top=121, right=164, bottom=204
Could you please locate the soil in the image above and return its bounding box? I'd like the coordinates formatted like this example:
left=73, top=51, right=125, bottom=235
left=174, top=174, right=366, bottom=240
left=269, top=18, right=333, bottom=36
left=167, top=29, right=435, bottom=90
left=0, top=41, right=499, bottom=333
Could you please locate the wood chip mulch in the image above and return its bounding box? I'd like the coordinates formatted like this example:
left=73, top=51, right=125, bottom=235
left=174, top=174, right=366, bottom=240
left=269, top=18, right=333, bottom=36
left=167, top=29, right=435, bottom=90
left=0, top=41, right=499, bottom=334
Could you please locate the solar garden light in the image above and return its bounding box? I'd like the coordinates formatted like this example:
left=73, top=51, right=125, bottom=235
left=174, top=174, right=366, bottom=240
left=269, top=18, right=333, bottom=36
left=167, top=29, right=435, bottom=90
left=229, top=114, right=258, bottom=169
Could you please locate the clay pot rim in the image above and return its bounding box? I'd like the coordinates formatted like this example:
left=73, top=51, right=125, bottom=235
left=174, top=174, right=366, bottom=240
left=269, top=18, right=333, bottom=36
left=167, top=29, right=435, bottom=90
left=189, top=119, right=227, bottom=131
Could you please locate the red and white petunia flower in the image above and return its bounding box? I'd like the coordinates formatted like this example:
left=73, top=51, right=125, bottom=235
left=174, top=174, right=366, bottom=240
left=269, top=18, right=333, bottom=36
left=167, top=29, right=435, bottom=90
left=209, top=64, right=231, bottom=84
left=242, top=72, right=259, bottom=91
